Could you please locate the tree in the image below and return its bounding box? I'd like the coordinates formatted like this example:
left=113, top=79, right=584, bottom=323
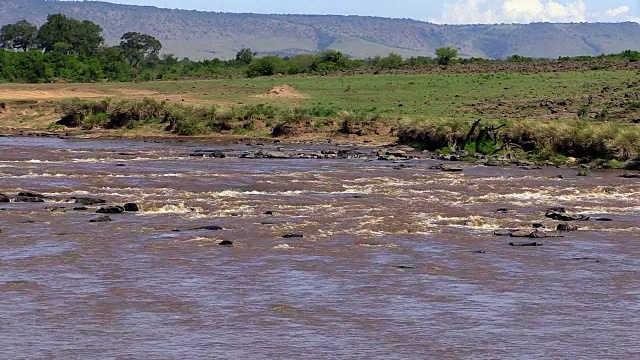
left=246, top=56, right=286, bottom=77
left=235, top=48, right=255, bottom=66
left=373, top=53, right=404, bottom=69
left=37, top=14, right=104, bottom=56
left=120, top=32, right=162, bottom=67
left=0, top=20, right=38, bottom=52
left=435, top=47, right=458, bottom=66
left=311, top=50, right=351, bottom=72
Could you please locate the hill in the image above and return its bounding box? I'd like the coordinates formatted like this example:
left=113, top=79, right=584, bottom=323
left=1, top=0, right=640, bottom=60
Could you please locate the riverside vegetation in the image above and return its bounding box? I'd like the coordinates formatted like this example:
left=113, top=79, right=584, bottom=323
left=1, top=15, right=639, bottom=166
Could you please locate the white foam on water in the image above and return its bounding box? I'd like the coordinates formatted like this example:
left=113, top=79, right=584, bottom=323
left=599, top=226, right=640, bottom=233
left=572, top=205, right=640, bottom=215
left=143, top=203, right=198, bottom=214
left=40, top=190, right=92, bottom=198
left=274, top=244, right=293, bottom=250
left=4, top=172, right=73, bottom=179
left=181, top=236, right=212, bottom=243
left=351, top=229, right=389, bottom=237
left=357, top=243, right=399, bottom=249
left=206, top=190, right=308, bottom=198
left=70, top=156, right=184, bottom=163
left=0, top=159, right=64, bottom=165
left=183, top=213, right=209, bottom=220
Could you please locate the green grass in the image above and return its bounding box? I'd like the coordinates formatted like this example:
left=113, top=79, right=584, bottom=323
left=102, top=69, right=638, bottom=120
left=3, top=68, right=640, bottom=161
left=1, top=69, right=637, bottom=123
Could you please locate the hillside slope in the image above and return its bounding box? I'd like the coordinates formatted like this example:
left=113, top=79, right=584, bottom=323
left=1, top=0, right=639, bottom=59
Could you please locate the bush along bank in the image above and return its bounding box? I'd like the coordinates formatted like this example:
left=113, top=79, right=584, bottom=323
left=54, top=97, right=397, bottom=138
left=54, top=98, right=640, bottom=167
left=398, top=118, right=640, bottom=167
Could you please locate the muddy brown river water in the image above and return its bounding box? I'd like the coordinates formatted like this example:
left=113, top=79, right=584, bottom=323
left=0, top=136, right=639, bottom=359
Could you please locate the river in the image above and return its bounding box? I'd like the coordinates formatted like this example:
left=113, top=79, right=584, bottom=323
left=0, top=136, right=638, bottom=359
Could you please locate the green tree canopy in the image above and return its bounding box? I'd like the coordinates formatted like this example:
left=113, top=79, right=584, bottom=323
left=37, top=14, right=104, bottom=56
left=0, top=20, right=38, bottom=52
left=235, top=48, right=255, bottom=65
left=372, top=53, right=404, bottom=69
left=435, top=47, right=458, bottom=66
left=246, top=56, right=286, bottom=77
left=120, top=32, right=162, bottom=67
left=312, top=50, right=351, bottom=72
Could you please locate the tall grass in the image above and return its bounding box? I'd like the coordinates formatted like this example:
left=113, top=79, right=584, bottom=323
left=399, top=118, right=640, bottom=160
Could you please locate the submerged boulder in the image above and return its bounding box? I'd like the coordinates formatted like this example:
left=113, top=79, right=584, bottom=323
left=509, top=241, right=543, bottom=247
left=241, top=150, right=291, bottom=159
left=90, top=215, right=112, bottom=223
left=13, top=196, right=45, bottom=203
left=557, top=224, right=578, bottom=232
left=96, top=206, right=125, bottom=214
left=430, top=164, right=463, bottom=172
left=194, top=225, right=223, bottom=231
left=496, top=229, right=563, bottom=238
left=18, top=191, right=44, bottom=198
left=74, top=197, right=107, bottom=206
left=621, top=173, right=640, bottom=179
left=385, top=149, right=408, bottom=158
left=189, top=150, right=227, bottom=158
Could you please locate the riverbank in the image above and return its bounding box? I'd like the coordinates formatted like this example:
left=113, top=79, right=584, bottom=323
left=1, top=68, right=639, bottom=167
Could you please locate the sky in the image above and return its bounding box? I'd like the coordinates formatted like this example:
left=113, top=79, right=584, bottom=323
left=71, top=0, right=640, bottom=23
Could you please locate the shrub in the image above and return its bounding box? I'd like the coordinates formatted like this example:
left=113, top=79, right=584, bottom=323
left=246, top=56, right=286, bottom=77
left=174, top=116, right=207, bottom=136
left=81, top=112, right=110, bottom=129
left=108, top=98, right=167, bottom=128
left=435, top=47, right=458, bottom=66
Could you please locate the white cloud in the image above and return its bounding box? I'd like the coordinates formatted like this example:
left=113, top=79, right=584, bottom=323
left=433, top=0, right=639, bottom=24
left=605, top=5, right=630, bottom=17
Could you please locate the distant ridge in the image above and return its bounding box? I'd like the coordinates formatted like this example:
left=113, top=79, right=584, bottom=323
left=1, top=0, right=639, bottom=60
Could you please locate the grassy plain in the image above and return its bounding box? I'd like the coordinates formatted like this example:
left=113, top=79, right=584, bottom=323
left=1, top=68, right=639, bottom=161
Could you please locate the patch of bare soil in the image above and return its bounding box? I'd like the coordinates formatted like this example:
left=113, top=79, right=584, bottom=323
left=0, top=87, right=106, bottom=100
left=255, top=85, right=308, bottom=99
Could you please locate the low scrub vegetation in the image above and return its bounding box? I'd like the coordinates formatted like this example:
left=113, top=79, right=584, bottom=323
left=398, top=118, right=640, bottom=161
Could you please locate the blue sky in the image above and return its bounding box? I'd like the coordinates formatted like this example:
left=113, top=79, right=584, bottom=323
left=76, top=0, right=639, bottom=23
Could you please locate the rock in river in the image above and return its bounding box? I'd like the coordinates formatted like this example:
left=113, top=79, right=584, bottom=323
left=74, top=197, right=107, bottom=206
left=195, top=225, right=223, bottom=231
left=496, top=229, right=563, bottom=238
left=430, top=164, right=463, bottom=172
left=13, top=196, right=45, bottom=203
left=242, top=151, right=291, bottom=159
left=509, top=241, right=543, bottom=247
left=90, top=215, right=112, bottom=223
left=190, top=150, right=226, bottom=158
left=545, top=210, right=590, bottom=221
left=557, top=223, right=579, bottom=232
left=283, top=233, right=304, bottom=239
left=96, top=206, right=125, bottom=214
left=18, top=191, right=44, bottom=198
left=124, top=203, right=140, bottom=212
left=385, top=149, right=408, bottom=158
left=621, top=173, right=640, bottom=179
